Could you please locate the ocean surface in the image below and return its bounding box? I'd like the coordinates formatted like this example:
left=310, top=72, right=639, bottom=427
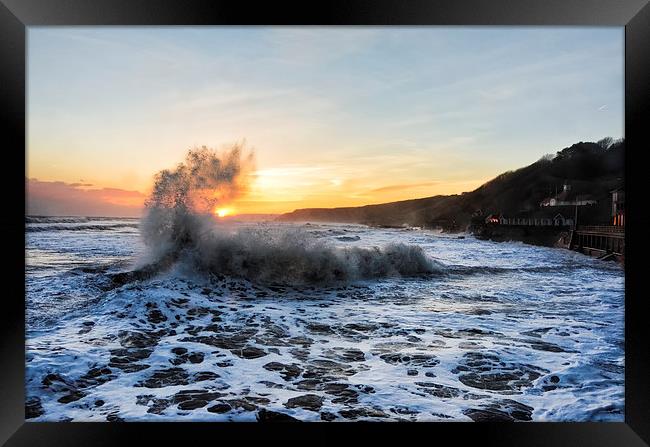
left=25, top=216, right=625, bottom=422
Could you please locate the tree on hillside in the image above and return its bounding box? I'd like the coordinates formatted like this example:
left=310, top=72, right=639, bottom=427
left=597, top=137, right=614, bottom=150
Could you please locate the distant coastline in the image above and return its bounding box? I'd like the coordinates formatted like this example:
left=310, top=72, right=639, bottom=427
left=278, top=139, right=624, bottom=241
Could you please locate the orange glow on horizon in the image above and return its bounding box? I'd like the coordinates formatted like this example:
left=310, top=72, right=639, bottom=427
left=214, top=207, right=234, bottom=218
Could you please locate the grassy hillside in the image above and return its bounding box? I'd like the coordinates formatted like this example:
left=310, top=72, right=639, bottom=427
left=277, top=139, right=624, bottom=230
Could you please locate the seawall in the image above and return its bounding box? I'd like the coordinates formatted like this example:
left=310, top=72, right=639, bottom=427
left=472, top=224, right=571, bottom=249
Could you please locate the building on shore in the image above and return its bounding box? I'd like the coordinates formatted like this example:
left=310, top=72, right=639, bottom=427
left=491, top=208, right=575, bottom=227
left=540, top=182, right=597, bottom=207
left=611, top=187, right=625, bottom=226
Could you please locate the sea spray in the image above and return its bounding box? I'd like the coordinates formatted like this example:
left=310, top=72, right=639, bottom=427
left=139, top=144, right=442, bottom=285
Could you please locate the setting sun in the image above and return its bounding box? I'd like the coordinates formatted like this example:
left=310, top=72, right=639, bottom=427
left=215, top=207, right=233, bottom=218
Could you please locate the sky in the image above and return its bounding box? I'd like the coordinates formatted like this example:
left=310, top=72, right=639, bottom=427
left=27, top=27, right=624, bottom=217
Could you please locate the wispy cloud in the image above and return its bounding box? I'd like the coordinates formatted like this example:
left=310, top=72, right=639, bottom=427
left=27, top=178, right=145, bottom=217
left=369, top=181, right=441, bottom=194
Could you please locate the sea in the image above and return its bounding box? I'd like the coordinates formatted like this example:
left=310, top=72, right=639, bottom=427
left=25, top=216, right=625, bottom=422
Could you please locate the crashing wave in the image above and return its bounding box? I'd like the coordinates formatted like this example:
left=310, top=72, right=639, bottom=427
left=137, top=144, right=443, bottom=285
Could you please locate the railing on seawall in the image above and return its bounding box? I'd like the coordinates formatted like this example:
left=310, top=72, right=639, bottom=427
left=570, top=225, right=625, bottom=258
left=577, top=225, right=625, bottom=234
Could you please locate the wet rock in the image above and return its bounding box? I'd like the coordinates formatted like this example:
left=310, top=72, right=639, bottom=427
left=458, top=339, right=483, bottom=348
left=303, top=359, right=357, bottom=379
left=453, top=352, right=546, bottom=393
left=324, top=384, right=358, bottom=404
left=339, top=407, right=388, bottom=419
left=111, top=363, right=150, bottom=373
left=227, top=399, right=258, bottom=412
left=521, top=328, right=552, bottom=338
left=136, top=394, right=154, bottom=406
left=289, top=348, right=310, bottom=361
left=118, top=330, right=159, bottom=348
left=180, top=330, right=257, bottom=351
left=188, top=353, right=205, bottom=364
left=94, top=400, right=105, bottom=407
left=203, top=323, right=222, bottom=333
left=415, top=382, right=461, bottom=399
left=192, top=371, right=220, bottom=382
left=431, top=412, right=454, bottom=419
left=106, top=413, right=124, bottom=422
left=109, top=348, right=153, bottom=372
left=58, top=390, right=86, bottom=404
left=257, top=409, right=300, bottom=422
left=459, top=328, right=501, bottom=337
left=541, top=374, right=562, bottom=391
left=41, top=372, right=92, bottom=404
left=259, top=381, right=287, bottom=390
left=295, top=379, right=321, bottom=390
left=263, top=362, right=303, bottom=381
left=137, top=368, right=189, bottom=388
left=186, top=326, right=204, bottom=336
left=320, top=411, right=337, bottom=421
left=172, top=389, right=223, bottom=410
left=42, top=373, right=74, bottom=391
left=370, top=342, right=415, bottom=354
left=187, top=307, right=210, bottom=318
left=255, top=323, right=291, bottom=346
left=25, top=397, right=44, bottom=419
left=407, top=369, right=419, bottom=376
left=355, top=384, right=375, bottom=394
left=287, top=336, right=314, bottom=347
left=468, top=309, right=492, bottom=316
left=233, top=346, right=267, bottom=359
left=306, top=323, right=335, bottom=335
left=147, top=308, right=167, bottom=324
left=391, top=407, right=419, bottom=415
left=463, top=400, right=534, bottom=422
left=285, top=394, right=323, bottom=411
left=343, top=323, right=377, bottom=332
left=528, top=341, right=566, bottom=353
left=324, top=347, right=365, bottom=363
left=107, top=265, right=159, bottom=289
left=171, top=347, right=188, bottom=355
left=207, top=402, right=232, bottom=413
left=78, top=323, right=93, bottom=335
left=255, top=334, right=291, bottom=347
left=77, top=366, right=115, bottom=387
left=379, top=353, right=439, bottom=368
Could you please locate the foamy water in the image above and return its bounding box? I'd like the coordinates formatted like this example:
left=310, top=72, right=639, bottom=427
left=25, top=217, right=624, bottom=422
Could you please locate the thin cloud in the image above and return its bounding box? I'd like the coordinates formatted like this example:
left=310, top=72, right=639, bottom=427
left=369, top=181, right=441, bottom=194
left=26, top=178, right=145, bottom=217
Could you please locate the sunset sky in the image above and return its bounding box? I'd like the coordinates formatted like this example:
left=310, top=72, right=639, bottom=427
left=27, top=27, right=623, bottom=217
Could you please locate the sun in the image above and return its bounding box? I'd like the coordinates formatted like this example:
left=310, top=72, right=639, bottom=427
left=214, top=207, right=233, bottom=218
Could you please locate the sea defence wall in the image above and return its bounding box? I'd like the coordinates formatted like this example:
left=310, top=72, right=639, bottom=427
left=472, top=224, right=571, bottom=249
left=568, top=225, right=624, bottom=263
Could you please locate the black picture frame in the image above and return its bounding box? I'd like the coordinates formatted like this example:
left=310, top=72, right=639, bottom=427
left=2, top=0, right=649, bottom=445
